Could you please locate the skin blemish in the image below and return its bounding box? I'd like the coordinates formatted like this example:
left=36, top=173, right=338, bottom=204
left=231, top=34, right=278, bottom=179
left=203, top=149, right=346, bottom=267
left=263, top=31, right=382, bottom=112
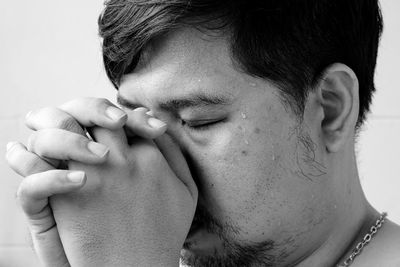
left=254, top=127, right=261, bottom=134
left=249, top=82, right=257, bottom=87
left=241, top=150, right=248, bottom=156
left=241, top=112, right=247, bottom=119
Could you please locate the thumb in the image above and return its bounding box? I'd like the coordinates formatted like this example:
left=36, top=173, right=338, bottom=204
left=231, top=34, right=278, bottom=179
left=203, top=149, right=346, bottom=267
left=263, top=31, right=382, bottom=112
left=154, top=134, right=198, bottom=203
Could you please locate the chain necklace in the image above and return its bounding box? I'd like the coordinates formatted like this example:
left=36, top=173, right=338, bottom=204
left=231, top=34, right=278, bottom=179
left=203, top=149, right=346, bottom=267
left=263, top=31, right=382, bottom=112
left=337, top=212, right=387, bottom=267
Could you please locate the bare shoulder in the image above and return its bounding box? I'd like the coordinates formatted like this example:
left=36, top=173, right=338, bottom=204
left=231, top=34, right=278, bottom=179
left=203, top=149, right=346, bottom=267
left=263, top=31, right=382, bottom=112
left=353, top=219, right=400, bottom=267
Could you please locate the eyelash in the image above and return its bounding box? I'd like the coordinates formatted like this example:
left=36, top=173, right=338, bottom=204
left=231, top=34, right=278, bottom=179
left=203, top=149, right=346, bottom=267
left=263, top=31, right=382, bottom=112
left=183, top=119, right=225, bottom=131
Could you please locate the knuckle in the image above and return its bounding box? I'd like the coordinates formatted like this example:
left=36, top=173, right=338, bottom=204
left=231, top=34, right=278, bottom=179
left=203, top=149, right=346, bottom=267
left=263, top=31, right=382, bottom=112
left=15, top=179, right=38, bottom=215
left=74, top=144, right=91, bottom=159
left=29, top=107, right=57, bottom=123
left=56, top=116, right=80, bottom=132
left=16, top=182, right=27, bottom=202
left=93, top=98, right=112, bottom=109
left=76, top=135, right=89, bottom=149
left=5, top=144, right=18, bottom=164
left=7, top=142, right=54, bottom=177
left=27, top=130, right=56, bottom=157
left=23, top=158, right=47, bottom=176
left=7, top=156, right=22, bottom=176
left=27, top=131, right=41, bottom=154
left=66, top=136, right=90, bottom=159
left=5, top=144, right=37, bottom=177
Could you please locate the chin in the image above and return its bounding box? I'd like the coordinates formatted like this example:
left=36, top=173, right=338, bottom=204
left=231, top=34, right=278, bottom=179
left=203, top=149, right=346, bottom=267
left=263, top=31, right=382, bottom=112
left=181, top=227, right=277, bottom=267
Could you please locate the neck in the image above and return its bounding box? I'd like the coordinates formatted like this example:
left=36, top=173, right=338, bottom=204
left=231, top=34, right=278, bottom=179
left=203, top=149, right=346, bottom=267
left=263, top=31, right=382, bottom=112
left=296, top=145, right=379, bottom=267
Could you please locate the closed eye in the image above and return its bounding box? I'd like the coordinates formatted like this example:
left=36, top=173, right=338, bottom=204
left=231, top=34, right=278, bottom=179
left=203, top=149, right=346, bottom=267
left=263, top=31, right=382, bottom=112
left=184, top=118, right=225, bottom=131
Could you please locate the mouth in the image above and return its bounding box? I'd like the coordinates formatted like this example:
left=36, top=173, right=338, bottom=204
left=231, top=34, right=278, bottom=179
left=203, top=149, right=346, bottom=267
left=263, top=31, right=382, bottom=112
left=185, top=201, right=224, bottom=244
left=184, top=221, right=225, bottom=254
left=187, top=218, right=203, bottom=239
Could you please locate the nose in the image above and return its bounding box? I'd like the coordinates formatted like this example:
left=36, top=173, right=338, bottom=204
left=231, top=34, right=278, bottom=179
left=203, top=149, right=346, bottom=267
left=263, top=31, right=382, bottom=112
left=154, top=133, right=199, bottom=201
left=155, top=128, right=206, bottom=195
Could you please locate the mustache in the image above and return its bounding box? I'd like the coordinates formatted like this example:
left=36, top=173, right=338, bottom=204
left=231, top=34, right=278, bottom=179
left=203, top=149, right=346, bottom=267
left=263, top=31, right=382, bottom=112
left=191, top=202, right=227, bottom=239
left=183, top=154, right=221, bottom=233
left=191, top=203, right=239, bottom=240
left=184, top=154, right=239, bottom=239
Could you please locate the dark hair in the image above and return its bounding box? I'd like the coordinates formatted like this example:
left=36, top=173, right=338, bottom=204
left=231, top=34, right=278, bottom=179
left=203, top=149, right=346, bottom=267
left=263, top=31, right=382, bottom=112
left=98, top=0, right=383, bottom=128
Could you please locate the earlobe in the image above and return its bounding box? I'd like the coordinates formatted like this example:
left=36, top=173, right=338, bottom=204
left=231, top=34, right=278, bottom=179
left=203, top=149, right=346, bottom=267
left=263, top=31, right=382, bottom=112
left=318, top=63, right=359, bottom=153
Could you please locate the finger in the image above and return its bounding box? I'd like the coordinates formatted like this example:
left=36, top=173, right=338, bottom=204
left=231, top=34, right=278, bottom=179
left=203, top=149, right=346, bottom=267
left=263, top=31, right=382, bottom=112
left=90, top=126, right=128, bottom=155
left=27, top=129, right=109, bottom=164
left=17, top=170, right=86, bottom=216
left=154, top=134, right=198, bottom=202
left=25, top=107, right=86, bottom=136
left=125, top=108, right=167, bottom=139
left=59, top=97, right=127, bottom=129
left=6, top=142, right=55, bottom=177
left=6, top=140, right=60, bottom=169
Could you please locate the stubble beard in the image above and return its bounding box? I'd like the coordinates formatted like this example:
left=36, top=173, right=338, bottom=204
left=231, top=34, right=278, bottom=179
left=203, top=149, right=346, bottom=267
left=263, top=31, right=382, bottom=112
left=180, top=203, right=277, bottom=267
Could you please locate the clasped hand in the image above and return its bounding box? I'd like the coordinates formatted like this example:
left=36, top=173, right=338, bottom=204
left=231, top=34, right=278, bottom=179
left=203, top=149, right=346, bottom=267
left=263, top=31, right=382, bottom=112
left=6, top=98, right=198, bottom=267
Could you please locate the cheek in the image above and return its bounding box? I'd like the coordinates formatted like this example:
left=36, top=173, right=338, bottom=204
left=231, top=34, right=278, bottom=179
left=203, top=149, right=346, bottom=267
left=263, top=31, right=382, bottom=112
left=193, top=118, right=283, bottom=229
left=192, top=112, right=333, bottom=243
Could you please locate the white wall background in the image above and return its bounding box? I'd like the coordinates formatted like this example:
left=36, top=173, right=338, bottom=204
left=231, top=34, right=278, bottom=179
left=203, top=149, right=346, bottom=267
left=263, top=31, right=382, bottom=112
left=0, top=1, right=398, bottom=266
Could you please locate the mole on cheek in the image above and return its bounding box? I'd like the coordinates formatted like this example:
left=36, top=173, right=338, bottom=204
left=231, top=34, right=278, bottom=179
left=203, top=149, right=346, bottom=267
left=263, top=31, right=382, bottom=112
left=241, top=150, right=248, bottom=156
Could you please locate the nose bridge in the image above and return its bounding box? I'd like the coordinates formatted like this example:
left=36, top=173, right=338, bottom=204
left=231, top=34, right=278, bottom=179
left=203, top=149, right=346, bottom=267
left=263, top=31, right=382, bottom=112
left=154, top=129, right=190, bottom=171
left=162, top=123, right=186, bottom=152
left=161, top=131, right=203, bottom=190
left=119, top=68, right=197, bottom=155
left=154, top=130, right=203, bottom=195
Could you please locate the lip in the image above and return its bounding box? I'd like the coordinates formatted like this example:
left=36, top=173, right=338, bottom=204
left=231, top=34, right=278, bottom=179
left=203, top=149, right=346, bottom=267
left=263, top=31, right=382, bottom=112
left=184, top=225, right=223, bottom=253
left=187, top=222, right=202, bottom=239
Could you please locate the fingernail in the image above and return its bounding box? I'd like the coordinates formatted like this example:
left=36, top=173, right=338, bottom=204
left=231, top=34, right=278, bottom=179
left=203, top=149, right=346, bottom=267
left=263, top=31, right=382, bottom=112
left=105, top=106, right=127, bottom=121
left=6, top=142, right=18, bottom=151
left=148, top=117, right=167, bottom=129
left=87, top=141, right=109, bottom=157
left=67, top=171, right=85, bottom=184
left=146, top=110, right=155, bottom=117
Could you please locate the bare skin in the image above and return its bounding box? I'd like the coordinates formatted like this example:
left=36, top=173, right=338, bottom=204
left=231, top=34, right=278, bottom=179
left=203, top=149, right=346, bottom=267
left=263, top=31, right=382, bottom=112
left=6, top=27, right=400, bottom=266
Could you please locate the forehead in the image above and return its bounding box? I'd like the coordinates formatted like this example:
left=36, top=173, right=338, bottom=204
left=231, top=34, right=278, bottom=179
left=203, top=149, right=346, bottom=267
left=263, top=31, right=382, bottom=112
left=118, top=27, right=241, bottom=103
left=137, top=27, right=231, bottom=75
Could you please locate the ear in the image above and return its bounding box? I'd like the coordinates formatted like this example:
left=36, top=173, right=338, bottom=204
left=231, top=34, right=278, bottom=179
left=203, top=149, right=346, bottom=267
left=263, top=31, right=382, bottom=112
left=317, top=63, right=359, bottom=153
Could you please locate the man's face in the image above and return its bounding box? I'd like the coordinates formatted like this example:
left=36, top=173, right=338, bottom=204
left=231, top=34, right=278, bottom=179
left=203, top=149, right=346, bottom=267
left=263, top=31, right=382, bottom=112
left=118, top=28, right=337, bottom=266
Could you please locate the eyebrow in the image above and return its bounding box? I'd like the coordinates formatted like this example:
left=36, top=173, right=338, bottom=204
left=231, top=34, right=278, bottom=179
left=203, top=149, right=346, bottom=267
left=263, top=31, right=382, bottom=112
left=117, top=93, right=232, bottom=113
